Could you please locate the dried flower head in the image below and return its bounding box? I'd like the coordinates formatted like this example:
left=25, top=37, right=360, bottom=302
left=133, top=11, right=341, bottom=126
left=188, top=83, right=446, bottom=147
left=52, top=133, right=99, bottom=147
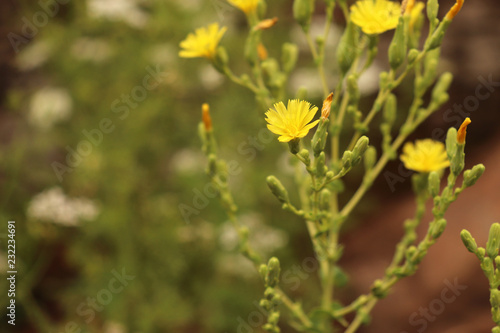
left=350, top=0, right=401, bottom=35
left=400, top=139, right=450, bottom=172
left=202, top=103, right=212, bottom=131
left=445, top=0, right=464, bottom=20
left=179, top=23, right=227, bottom=59
left=265, top=100, right=319, bottom=143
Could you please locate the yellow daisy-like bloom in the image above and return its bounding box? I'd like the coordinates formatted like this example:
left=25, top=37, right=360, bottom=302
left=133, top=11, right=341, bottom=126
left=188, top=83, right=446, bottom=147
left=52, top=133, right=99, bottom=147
left=179, top=23, right=227, bottom=59
left=350, top=0, right=401, bottom=35
left=227, top=0, right=259, bottom=14
left=265, top=100, right=320, bottom=143
left=400, top=139, right=450, bottom=172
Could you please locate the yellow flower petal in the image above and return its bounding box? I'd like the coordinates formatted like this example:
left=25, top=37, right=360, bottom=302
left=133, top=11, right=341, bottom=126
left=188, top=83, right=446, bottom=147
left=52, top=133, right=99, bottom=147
left=400, top=139, right=450, bottom=172
left=350, top=0, right=401, bottom=35
left=179, top=23, right=227, bottom=59
left=227, top=0, right=259, bottom=14
left=265, top=99, right=320, bottom=143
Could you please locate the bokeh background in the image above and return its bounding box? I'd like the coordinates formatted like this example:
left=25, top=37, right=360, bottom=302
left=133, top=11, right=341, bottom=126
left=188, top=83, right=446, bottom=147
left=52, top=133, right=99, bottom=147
left=0, top=0, right=499, bottom=332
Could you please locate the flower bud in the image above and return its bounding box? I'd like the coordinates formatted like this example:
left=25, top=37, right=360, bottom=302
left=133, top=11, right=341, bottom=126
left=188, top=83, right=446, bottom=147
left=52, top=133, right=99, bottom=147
left=293, top=0, right=314, bottom=32
left=445, top=127, right=458, bottom=160
left=337, top=21, right=359, bottom=75
left=259, top=264, right=268, bottom=279
left=425, top=19, right=452, bottom=51
left=298, top=149, right=311, bottom=166
left=213, top=46, right=229, bottom=73
left=460, top=229, right=478, bottom=254
left=430, top=218, right=447, bottom=239
left=427, top=0, right=439, bottom=21
left=245, top=29, right=261, bottom=65
left=383, top=93, right=397, bottom=125
left=341, top=150, right=353, bottom=170
left=457, top=117, right=471, bottom=145
left=388, top=16, right=407, bottom=70
left=463, top=164, right=485, bottom=188
left=407, top=48, right=420, bottom=65
left=266, top=257, right=281, bottom=287
left=486, top=223, right=500, bottom=259
left=428, top=171, right=440, bottom=197
left=266, top=176, right=290, bottom=204
left=347, top=74, right=360, bottom=106
left=319, top=188, right=331, bottom=211
left=282, top=43, right=299, bottom=74
left=431, top=72, right=453, bottom=107
left=352, top=136, right=370, bottom=165
left=315, top=152, right=327, bottom=178
left=364, top=146, right=377, bottom=171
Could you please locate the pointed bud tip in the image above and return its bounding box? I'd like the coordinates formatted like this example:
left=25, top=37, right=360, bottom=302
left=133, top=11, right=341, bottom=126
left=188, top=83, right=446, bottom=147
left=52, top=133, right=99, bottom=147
left=445, top=0, right=464, bottom=20
left=321, top=92, right=334, bottom=119
left=457, top=117, right=471, bottom=144
left=202, top=103, right=212, bottom=131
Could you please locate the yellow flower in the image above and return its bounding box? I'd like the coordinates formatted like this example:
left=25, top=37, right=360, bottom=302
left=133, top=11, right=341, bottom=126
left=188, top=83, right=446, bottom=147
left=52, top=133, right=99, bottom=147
left=227, top=0, right=259, bottom=14
left=265, top=100, right=320, bottom=143
left=179, top=23, right=227, bottom=59
left=400, top=139, right=450, bottom=172
left=350, top=0, right=401, bottom=35
left=409, top=2, right=425, bottom=28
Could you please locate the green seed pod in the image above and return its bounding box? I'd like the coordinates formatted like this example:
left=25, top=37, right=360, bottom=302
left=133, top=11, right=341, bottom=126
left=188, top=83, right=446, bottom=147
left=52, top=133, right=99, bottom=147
left=282, top=43, right=299, bottom=74
left=388, top=16, right=407, bottom=70
left=486, top=223, right=500, bottom=259
left=266, top=176, right=290, bottom=204
left=383, top=93, right=397, bottom=125
left=460, top=230, right=478, bottom=254
left=463, top=164, right=485, bottom=188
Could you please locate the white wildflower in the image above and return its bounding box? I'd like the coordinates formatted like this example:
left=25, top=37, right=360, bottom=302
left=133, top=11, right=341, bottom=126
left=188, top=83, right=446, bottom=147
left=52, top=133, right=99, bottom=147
left=27, top=187, right=99, bottom=227
left=71, top=38, right=113, bottom=62
left=87, top=0, right=149, bottom=28
left=28, top=88, right=72, bottom=130
left=16, top=40, right=52, bottom=71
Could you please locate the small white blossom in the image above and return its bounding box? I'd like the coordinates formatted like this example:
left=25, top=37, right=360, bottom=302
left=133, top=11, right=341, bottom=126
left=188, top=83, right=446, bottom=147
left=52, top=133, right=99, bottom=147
left=27, top=187, right=99, bottom=227
left=71, top=38, right=113, bottom=62
left=28, top=88, right=72, bottom=130
left=16, top=40, right=52, bottom=71
left=87, top=0, right=149, bottom=28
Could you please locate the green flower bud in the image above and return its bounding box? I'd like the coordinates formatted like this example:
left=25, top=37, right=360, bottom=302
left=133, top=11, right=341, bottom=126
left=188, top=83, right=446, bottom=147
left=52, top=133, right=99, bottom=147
left=312, top=119, right=329, bottom=156
left=268, top=312, right=280, bottom=325
left=491, top=290, right=500, bottom=308
left=245, top=30, right=261, bottom=65
left=463, top=164, right=485, bottom=188
left=431, top=72, right=453, bottom=107
left=430, top=218, right=447, bottom=239
left=481, top=257, right=494, bottom=277
left=445, top=127, right=458, bottom=160
left=319, top=188, right=331, bottom=211
left=266, top=176, right=290, bottom=204
left=388, top=16, right=408, bottom=70
left=282, top=43, right=298, bottom=74
left=486, top=223, right=500, bottom=259
left=293, top=0, right=314, bottom=32
left=260, top=299, right=271, bottom=311
left=426, top=19, right=452, bottom=51
left=337, top=21, right=359, bottom=75
left=428, top=171, right=440, bottom=197
left=379, top=71, right=389, bottom=89
left=288, top=138, right=300, bottom=154
left=298, top=149, right=311, bottom=166
left=407, top=48, right=420, bottom=65
left=266, top=257, right=281, bottom=287
left=315, top=152, right=327, bottom=178
left=427, top=0, right=439, bottom=21
left=347, top=74, right=360, bottom=106
left=352, top=136, right=369, bottom=165
left=264, top=286, right=275, bottom=299
left=383, top=93, right=397, bottom=125
left=259, top=264, right=268, bottom=279
left=460, top=230, right=478, bottom=254
left=341, top=150, right=353, bottom=170
left=371, top=279, right=387, bottom=299
left=364, top=146, right=377, bottom=171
